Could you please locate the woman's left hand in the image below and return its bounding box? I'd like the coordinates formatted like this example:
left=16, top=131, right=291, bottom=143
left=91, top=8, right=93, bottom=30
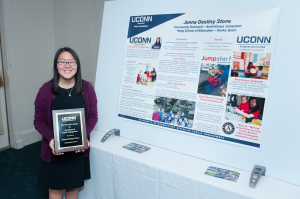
left=75, top=140, right=90, bottom=153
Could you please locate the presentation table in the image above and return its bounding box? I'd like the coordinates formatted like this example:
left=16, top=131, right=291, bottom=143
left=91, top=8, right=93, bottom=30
left=78, top=130, right=300, bottom=199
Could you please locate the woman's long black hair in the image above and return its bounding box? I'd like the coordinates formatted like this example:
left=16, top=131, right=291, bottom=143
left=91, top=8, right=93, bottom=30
left=156, top=37, right=161, bottom=44
left=247, top=62, right=253, bottom=70
left=51, top=47, right=83, bottom=95
left=249, top=97, right=261, bottom=113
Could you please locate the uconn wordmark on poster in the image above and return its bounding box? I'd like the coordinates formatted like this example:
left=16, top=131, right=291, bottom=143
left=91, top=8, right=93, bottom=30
left=131, top=16, right=152, bottom=23
left=237, top=36, right=271, bottom=44
left=129, top=37, right=151, bottom=43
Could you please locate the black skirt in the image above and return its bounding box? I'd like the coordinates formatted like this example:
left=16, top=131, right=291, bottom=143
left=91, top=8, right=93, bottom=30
left=38, top=152, right=90, bottom=189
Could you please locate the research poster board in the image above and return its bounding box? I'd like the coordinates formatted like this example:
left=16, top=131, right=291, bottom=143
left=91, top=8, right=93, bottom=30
left=117, top=9, right=280, bottom=150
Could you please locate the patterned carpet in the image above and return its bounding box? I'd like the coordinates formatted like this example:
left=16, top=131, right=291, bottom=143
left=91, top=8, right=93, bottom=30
left=0, top=141, right=49, bottom=199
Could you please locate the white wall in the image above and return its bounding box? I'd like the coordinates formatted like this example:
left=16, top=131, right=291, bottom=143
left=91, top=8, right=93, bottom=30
left=0, top=0, right=106, bottom=149
left=0, top=0, right=55, bottom=148
left=53, top=0, right=100, bottom=84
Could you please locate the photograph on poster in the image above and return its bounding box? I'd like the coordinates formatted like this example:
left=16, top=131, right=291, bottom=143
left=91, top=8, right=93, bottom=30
left=153, top=97, right=195, bottom=128
left=152, top=37, right=162, bottom=49
left=225, top=94, right=265, bottom=126
left=197, top=64, right=230, bottom=97
left=232, top=52, right=271, bottom=80
left=136, top=63, right=157, bottom=86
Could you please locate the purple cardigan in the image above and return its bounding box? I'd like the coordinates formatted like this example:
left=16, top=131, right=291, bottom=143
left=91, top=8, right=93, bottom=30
left=34, top=80, right=98, bottom=162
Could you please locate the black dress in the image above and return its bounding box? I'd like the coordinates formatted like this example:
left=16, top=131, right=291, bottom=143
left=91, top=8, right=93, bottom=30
left=38, top=86, right=91, bottom=189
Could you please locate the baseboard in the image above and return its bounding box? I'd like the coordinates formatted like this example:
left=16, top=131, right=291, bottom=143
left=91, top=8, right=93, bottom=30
left=16, top=140, right=24, bottom=149
left=21, top=128, right=42, bottom=147
left=0, top=146, right=10, bottom=151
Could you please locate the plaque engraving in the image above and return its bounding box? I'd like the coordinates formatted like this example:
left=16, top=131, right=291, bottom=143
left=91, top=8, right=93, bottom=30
left=52, top=108, right=88, bottom=153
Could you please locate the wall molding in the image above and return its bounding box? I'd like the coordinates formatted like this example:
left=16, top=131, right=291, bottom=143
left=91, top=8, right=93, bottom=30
left=21, top=128, right=42, bottom=148
left=0, top=0, right=19, bottom=148
left=15, top=128, right=42, bottom=149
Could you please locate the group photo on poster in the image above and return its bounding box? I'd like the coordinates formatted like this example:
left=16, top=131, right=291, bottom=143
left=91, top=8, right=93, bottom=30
left=153, top=97, right=195, bottom=128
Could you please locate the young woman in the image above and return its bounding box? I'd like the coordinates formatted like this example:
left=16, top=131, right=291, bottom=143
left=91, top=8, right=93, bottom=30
left=167, top=110, right=173, bottom=118
left=160, top=113, right=166, bottom=123
left=180, top=112, right=185, bottom=121
left=152, top=37, right=161, bottom=49
left=234, top=98, right=260, bottom=123
left=153, top=108, right=160, bottom=121
left=137, top=74, right=140, bottom=84
left=151, top=68, right=157, bottom=82
left=244, top=62, right=256, bottom=78
left=171, top=114, right=175, bottom=122
left=178, top=118, right=183, bottom=126
left=173, top=118, right=179, bottom=126
left=165, top=117, right=173, bottom=125
left=147, top=71, right=150, bottom=83
left=34, top=47, right=98, bottom=199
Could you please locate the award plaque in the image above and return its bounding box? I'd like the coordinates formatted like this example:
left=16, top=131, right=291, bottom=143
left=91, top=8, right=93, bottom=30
left=52, top=108, right=88, bottom=153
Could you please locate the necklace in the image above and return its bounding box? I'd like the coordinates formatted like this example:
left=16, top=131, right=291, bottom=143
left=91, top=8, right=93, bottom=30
left=59, top=81, right=74, bottom=97
left=66, top=86, right=74, bottom=97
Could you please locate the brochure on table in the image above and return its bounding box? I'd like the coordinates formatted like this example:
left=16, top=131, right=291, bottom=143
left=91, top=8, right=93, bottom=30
left=117, top=8, right=280, bottom=150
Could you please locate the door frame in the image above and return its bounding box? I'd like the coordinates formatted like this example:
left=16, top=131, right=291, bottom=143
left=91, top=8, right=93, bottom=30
left=0, top=39, right=10, bottom=149
left=0, top=1, right=21, bottom=149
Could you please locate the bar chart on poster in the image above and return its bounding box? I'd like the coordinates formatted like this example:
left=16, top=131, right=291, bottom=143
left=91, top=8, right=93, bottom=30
left=94, top=0, right=300, bottom=186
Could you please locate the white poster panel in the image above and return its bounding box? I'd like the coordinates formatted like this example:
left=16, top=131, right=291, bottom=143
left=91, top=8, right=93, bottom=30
left=117, top=8, right=280, bottom=150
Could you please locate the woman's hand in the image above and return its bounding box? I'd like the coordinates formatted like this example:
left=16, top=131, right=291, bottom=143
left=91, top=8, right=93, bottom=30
left=49, top=139, right=64, bottom=155
left=75, top=140, right=90, bottom=153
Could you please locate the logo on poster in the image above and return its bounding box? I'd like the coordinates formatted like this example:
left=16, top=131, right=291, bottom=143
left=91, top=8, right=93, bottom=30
left=131, top=16, right=152, bottom=23
left=202, top=56, right=231, bottom=62
left=129, top=37, right=151, bottom=43
left=237, top=36, right=271, bottom=43
left=62, top=116, right=76, bottom=122
left=222, top=122, right=235, bottom=134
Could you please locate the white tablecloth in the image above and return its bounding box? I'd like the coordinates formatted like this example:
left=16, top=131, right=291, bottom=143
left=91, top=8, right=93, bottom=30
left=78, top=130, right=300, bottom=199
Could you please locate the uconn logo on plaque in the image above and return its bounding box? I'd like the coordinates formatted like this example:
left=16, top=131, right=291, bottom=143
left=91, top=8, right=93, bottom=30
left=62, top=116, right=76, bottom=122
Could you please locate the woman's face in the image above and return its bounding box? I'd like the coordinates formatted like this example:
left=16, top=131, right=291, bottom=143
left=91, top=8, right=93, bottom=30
left=156, top=37, right=160, bottom=43
left=57, top=51, right=77, bottom=80
left=250, top=63, right=253, bottom=67
left=249, top=99, right=257, bottom=108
